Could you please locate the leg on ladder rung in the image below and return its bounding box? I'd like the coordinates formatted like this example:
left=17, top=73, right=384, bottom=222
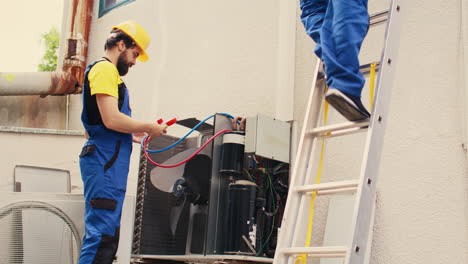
left=274, top=1, right=402, bottom=263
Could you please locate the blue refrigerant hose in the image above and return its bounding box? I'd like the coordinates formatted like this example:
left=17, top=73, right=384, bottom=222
left=142, top=113, right=236, bottom=153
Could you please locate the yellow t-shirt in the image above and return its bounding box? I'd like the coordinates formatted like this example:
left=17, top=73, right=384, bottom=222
left=88, top=60, right=123, bottom=98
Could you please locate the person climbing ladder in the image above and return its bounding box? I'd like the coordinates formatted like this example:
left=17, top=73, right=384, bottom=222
left=300, top=0, right=371, bottom=121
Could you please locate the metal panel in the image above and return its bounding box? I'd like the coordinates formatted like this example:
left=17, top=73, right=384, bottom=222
left=132, top=254, right=273, bottom=263
left=132, top=114, right=290, bottom=263
left=205, top=114, right=232, bottom=254
left=255, top=115, right=290, bottom=163
left=245, top=114, right=291, bottom=163
left=133, top=134, right=201, bottom=256
left=245, top=116, right=258, bottom=154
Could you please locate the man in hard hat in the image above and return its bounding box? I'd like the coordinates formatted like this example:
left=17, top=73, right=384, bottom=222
left=300, top=0, right=370, bottom=121
left=78, top=21, right=165, bottom=263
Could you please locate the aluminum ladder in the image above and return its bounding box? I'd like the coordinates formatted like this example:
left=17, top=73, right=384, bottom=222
left=273, top=1, right=402, bottom=264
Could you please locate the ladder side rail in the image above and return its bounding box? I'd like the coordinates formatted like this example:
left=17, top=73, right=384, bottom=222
left=345, top=1, right=403, bottom=263
left=288, top=77, right=327, bottom=263
left=289, top=80, right=329, bottom=250
left=288, top=61, right=324, bottom=190
left=274, top=61, right=324, bottom=264
left=289, top=135, right=323, bottom=246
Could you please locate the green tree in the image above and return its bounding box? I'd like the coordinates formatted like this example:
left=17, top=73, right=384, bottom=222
left=38, top=27, right=60, bottom=72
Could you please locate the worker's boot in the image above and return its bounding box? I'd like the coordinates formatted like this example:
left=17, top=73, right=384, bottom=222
left=325, top=88, right=370, bottom=121
left=317, top=63, right=326, bottom=80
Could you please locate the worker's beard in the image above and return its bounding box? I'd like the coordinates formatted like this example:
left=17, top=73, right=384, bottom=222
left=116, top=52, right=131, bottom=76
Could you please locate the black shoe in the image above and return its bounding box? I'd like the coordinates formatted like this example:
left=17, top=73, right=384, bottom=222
left=325, top=89, right=370, bottom=121
left=317, top=63, right=326, bottom=80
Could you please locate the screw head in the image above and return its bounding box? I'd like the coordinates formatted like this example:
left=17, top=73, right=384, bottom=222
left=367, top=178, right=372, bottom=185
left=378, top=116, right=383, bottom=123
left=355, top=245, right=360, bottom=253
left=396, top=5, right=400, bottom=12
left=387, top=58, right=392, bottom=65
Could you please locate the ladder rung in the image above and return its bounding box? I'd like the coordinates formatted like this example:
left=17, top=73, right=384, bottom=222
left=307, top=120, right=369, bottom=137
left=295, top=180, right=359, bottom=195
left=282, top=246, right=348, bottom=258
left=360, top=62, right=380, bottom=76
left=370, top=10, right=389, bottom=26
left=318, top=187, right=357, bottom=195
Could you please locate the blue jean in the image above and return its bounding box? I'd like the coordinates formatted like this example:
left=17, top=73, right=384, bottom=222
left=300, top=0, right=369, bottom=97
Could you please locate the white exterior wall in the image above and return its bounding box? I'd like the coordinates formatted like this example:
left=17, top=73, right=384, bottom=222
left=0, top=132, right=83, bottom=192
left=295, top=0, right=468, bottom=263
left=371, top=0, right=468, bottom=262
left=0, top=0, right=467, bottom=263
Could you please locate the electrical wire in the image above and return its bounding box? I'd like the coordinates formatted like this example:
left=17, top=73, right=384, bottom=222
left=244, top=168, right=254, bottom=181
left=257, top=215, right=275, bottom=257
left=257, top=168, right=279, bottom=257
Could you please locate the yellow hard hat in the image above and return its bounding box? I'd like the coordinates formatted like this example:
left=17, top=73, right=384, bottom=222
left=113, top=20, right=150, bottom=62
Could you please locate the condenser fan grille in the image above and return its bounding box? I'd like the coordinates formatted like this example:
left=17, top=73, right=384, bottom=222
left=0, top=201, right=81, bottom=264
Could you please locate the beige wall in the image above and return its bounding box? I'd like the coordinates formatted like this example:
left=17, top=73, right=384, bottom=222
left=294, top=0, right=468, bottom=263
left=0, top=131, right=84, bottom=192
left=372, top=0, right=468, bottom=262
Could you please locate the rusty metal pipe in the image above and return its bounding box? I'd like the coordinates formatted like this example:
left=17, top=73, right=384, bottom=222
left=0, top=0, right=93, bottom=97
left=62, top=0, right=93, bottom=91
left=0, top=72, right=79, bottom=96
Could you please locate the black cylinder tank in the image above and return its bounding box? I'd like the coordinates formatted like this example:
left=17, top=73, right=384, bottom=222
left=219, top=132, right=245, bottom=176
left=224, top=180, right=257, bottom=254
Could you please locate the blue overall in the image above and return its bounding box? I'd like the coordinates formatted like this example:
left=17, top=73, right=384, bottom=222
left=79, top=58, right=133, bottom=264
left=300, top=0, right=369, bottom=97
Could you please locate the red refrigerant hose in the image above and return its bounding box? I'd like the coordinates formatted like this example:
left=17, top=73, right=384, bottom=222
left=143, top=129, right=232, bottom=168
left=143, top=125, right=232, bottom=168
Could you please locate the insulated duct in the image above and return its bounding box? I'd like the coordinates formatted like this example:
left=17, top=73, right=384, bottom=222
left=0, top=72, right=78, bottom=96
